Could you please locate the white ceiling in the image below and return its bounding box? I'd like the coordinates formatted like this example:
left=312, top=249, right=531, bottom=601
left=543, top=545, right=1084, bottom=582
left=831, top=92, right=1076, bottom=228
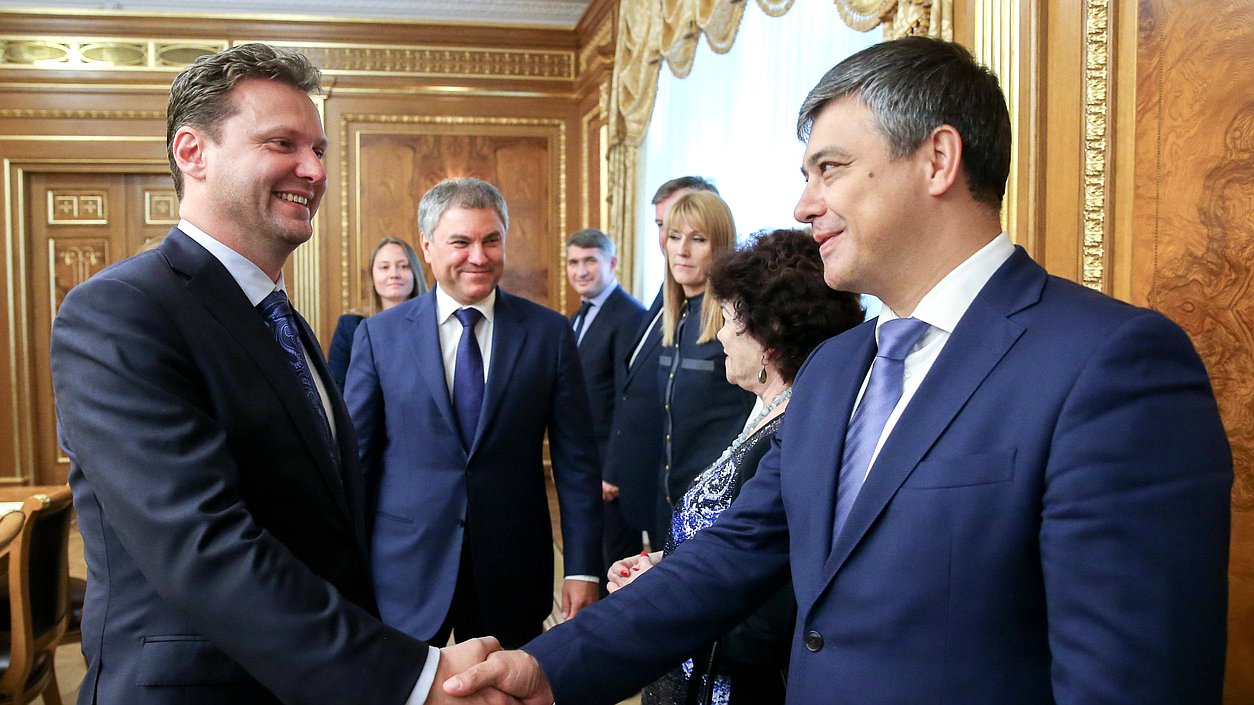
left=0, top=0, right=595, bottom=28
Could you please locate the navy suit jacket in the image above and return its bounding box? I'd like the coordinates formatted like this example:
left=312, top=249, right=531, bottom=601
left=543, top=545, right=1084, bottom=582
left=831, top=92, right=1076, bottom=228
left=345, top=288, right=603, bottom=641
left=573, top=284, right=647, bottom=460
left=49, top=229, right=428, bottom=705
left=524, top=248, right=1232, bottom=705
left=602, top=289, right=665, bottom=530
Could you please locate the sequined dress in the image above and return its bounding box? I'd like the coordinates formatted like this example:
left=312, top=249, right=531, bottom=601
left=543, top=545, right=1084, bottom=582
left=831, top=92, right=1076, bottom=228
left=642, top=414, right=790, bottom=705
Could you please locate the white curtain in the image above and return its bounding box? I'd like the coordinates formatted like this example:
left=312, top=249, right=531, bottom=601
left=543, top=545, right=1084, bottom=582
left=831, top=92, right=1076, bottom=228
left=635, top=2, right=881, bottom=298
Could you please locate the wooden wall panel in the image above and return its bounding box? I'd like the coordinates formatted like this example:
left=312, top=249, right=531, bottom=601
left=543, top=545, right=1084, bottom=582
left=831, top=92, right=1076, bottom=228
left=1131, top=2, right=1254, bottom=702
left=354, top=130, right=556, bottom=307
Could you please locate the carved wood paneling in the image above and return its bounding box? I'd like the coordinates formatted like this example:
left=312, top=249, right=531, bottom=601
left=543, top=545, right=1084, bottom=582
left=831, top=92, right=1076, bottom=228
left=355, top=129, right=556, bottom=308
left=1133, top=2, right=1254, bottom=702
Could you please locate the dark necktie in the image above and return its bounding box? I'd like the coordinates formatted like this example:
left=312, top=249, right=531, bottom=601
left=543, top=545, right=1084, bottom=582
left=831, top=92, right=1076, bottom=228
left=257, top=290, right=335, bottom=454
left=452, top=307, right=485, bottom=450
left=832, top=317, right=930, bottom=547
left=572, top=300, right=592, bottom=345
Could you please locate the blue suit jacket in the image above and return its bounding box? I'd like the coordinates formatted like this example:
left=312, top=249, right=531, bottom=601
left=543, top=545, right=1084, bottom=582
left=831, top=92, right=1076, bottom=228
left=345, top=288, right=603, bottom=641
left=602, top=290, right=665, bottom=530
left=573, top=284, right=647, bottom=461
left=525, top=248, right=1232, bottom=705
left=50, top=229, right=428, bottom=705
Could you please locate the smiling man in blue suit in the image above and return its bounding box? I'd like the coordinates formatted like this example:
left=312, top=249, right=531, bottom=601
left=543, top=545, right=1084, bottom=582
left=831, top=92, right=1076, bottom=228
left=345, top=177, right=603, bottom=651
left=444, top=37, right=1233, bottom=705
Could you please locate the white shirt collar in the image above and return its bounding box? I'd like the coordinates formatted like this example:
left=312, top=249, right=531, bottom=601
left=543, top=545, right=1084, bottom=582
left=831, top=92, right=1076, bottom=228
left=179, top=219, right=285, bottom=306
left=434, top=285, right=497, bottom=325
left=877, top=232, right=1015, bottom=336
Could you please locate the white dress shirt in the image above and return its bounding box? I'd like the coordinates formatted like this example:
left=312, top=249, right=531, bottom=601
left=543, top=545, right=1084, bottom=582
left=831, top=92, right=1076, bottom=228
left=853, top=233, right=1015, bottom=482
left=180, top=219, right=437, bottom=704
left=434, top=285, right=496, bottom=394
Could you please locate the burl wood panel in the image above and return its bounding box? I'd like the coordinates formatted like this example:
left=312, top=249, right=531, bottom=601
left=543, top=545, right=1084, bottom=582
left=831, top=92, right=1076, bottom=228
left=355, top=132, right=556, bottom=309
left=1133, top=2, right=1254, bottom=702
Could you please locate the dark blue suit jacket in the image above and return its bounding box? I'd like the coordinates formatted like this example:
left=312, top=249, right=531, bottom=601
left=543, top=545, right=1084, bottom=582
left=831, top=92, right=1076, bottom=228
left=50, top=229, right=428, bottom=705
left=602, top=290, right=665, bottom=530
left=574, top=284, right=647, bottom=460
left=345, top=288, right=603, bottom=641
left=524, top=248, right=1232, bottom=705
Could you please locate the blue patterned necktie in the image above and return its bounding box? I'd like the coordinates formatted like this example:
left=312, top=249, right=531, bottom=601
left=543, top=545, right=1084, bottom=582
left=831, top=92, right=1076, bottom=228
left=832, top=317, right=930, bottom=547
left=257, top=290, right=335, bottom=456
left=452, top=307, right=485, bottom=450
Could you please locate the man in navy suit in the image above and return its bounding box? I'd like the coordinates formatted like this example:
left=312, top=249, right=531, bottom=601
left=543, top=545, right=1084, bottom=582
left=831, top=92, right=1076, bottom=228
left=49, top=44, right=501, bottom=705
left=345, top=177, right=603, bottom=651
left=445, top=37, right=1232, bottom=705
left=603, top=176, right=720, bottom=547
left=564, top=228, right=647, bottom=575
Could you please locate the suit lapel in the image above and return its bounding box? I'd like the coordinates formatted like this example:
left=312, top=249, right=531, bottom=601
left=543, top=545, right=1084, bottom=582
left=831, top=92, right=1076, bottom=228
left=815, top=250, right=1045, bottom=595
left=474, top=289, right=527, bottom=455
left=406, top=293, right=460, bottom=440
left=162, top=229, right=352, bottom=526
left=623, top=290, right=663, bottom=385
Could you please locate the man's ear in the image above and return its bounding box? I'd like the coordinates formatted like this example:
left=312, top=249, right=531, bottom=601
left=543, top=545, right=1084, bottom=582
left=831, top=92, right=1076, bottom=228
left=922, top=124, right=964, bottom=198
left=171, top=126, right=209, bottom=184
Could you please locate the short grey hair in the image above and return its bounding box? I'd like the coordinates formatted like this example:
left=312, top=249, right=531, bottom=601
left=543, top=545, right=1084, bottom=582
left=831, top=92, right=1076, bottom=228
left=416, top=177, right=509, bottom=240
left=565, top=228, right=615, bottom=258
left=797, top=37, right=1011, bottom=207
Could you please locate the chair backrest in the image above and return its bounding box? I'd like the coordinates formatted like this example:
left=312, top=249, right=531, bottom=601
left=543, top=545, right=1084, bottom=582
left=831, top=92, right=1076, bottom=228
left=0, top=486, right=72, bottom=699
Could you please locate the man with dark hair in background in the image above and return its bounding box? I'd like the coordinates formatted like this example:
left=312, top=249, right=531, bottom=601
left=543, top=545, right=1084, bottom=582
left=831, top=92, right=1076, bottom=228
left=51, top=43, right=505, bottom=705
left=605, top=176, right=720, bottom=548
left=445, top=36, right=1231, bottom=705
left=565, top=228, right=647, bottom=583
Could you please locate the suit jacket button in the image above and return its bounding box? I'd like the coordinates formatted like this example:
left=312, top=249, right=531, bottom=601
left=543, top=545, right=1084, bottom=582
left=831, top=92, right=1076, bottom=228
left=803, top=630, right=823, bottom=652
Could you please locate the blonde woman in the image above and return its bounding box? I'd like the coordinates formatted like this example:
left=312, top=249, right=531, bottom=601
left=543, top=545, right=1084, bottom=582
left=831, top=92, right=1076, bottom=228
left=327, top=236, right=428, bottom=389
left=654, top=190, right=756, bottom=540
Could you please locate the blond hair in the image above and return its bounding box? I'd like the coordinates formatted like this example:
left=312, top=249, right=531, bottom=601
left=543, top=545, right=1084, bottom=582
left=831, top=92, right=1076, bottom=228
left=661, top=190, right=736, bottom=346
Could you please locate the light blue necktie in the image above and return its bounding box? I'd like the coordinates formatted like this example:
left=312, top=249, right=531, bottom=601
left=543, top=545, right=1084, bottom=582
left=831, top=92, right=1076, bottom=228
left=832, top=317, right=930, bottom=548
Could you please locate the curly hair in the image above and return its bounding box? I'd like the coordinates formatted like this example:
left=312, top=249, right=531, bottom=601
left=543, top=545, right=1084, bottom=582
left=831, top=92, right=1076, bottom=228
left=708, top=229, right=864, bottom=383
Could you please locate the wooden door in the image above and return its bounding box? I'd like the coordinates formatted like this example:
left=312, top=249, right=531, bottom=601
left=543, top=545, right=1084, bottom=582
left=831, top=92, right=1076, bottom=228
left=26, top=172, right=178, bottom=485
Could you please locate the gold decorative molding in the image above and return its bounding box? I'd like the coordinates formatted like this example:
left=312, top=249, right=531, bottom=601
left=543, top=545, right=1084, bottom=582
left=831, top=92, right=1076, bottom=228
left=48, top=238, right=108, bottom=328
left=251, top=41, right=575, bottom=80
left=144, top=189, right=178, bottom=225
left=578, top=12, right=615, bottom=76
left=0, top=109, right=166, bottom=120
left=47, top=190, right=107, bottom=225
left=1081, top=0, right=1112, bottom=291
left=0, top=37, right=226, bottom=69
left=340, top=114, right=568, bottom=312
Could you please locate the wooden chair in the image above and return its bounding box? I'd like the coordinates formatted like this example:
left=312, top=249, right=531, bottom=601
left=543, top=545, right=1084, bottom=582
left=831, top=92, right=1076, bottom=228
left=0, top=487, right=73, bottom=705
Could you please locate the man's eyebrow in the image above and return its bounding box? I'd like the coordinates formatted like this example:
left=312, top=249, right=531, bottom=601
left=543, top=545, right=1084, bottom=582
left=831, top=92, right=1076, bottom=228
left=803, top=146, right=853, bottom=172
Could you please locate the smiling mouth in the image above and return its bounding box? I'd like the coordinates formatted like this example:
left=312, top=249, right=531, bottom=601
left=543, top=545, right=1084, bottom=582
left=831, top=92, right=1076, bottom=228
left=276, top=192, right=310, bottom=206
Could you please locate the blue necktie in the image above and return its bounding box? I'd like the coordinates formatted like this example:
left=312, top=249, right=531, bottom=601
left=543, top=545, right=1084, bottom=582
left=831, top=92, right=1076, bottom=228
left=452, top=307, right=485, bottom=450
left=257, top=290, right=335, bottom=455
left=833, top=317, right=930, bottom=547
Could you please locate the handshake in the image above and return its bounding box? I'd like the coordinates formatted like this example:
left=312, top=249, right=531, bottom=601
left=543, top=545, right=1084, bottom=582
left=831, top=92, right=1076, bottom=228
left=431, top=637, right=551, bottom=705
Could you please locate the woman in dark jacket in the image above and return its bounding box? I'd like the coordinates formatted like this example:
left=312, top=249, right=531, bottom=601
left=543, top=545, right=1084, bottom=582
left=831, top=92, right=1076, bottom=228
left=613, top=229, right=864, bottom=705
left=326, top=236, right=427, bottom=389
left=654, top=191, right=756, bottom=540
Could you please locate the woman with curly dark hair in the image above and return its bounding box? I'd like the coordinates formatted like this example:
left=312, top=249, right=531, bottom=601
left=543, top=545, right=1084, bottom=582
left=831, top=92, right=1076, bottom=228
left=609, top=228, right=864, bottom=705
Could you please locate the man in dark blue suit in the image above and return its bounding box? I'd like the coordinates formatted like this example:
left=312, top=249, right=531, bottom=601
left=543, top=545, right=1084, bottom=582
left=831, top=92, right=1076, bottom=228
left=603, top=176, right=720, bottom=547
left=49, top=44, right=501, bottom=705
left=445, top=37, right=1232, bottom=705
left=564, top=228, right=647, bottom=575
left=345, top=178, right=603, bottom=651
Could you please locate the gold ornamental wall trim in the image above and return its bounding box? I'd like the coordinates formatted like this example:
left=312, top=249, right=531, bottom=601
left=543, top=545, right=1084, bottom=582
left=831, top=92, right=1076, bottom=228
left=0, top=109, right=166, bottom=120
left=1081, top=0, right=1112, bottom=291
left=1, top=36, right=575, bottom=81
left=339, top=114, right=569, bottom=313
